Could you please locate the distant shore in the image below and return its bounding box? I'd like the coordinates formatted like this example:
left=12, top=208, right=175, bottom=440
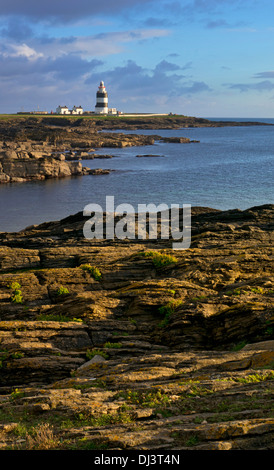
left=0, top=114, right=272, bottom=184
left=1, top=113, right=272, bottom=129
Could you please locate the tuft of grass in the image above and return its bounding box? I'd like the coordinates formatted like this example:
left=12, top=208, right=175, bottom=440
left=116, top=389, right=172, bottom=410
left=137, top=251, right=178, bottom=268
left=232, top=341, right=247, bottom=351
left=80, top=264, right=102, bottom=280
left=185, top=435, right=200, bottom=447
left=158, top=299, right=182, bottom=327
left=75, top=410, right=133, bottom=427
left=103, top=342, right=123, bottom=349
left=86, top=349, right=109, bottom=360
left=231, top=371, right=274, bottom=383
left=10, top=388, right=25, bottom=400
left=9, top=281, right=23, bottom=304
left=56, top=285, right=69, bottom=296
left=24, top=423, right=60, bottom=450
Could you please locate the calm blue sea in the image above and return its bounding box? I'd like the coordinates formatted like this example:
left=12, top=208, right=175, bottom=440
left=0, top=118, right=273, bottom=232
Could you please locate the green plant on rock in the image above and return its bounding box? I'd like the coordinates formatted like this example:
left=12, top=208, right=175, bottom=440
left=10, top=388, right=25, bottom=400
left=56, top=285, right=69, bottom=296
left=80, top=264, right=102, bottom=280
left=117, top=389, right=172, bottom=411
left=232, top=341, right=247, bottom=351
left=158, top=299, right=182, bottom=327
left=250, top=287, right=265, bottom=294
left=0, top=348, right=25, bottom=369
left=11, top=351, right=25, bottom=359
left=232, top=371, right=274, bottom=383
left=24, top=423, right=60, bottom=450
left=185, top=435, right=200, bottom=447
left=9, top=281, right=23, bottom=304
left=103, top=342, right=122, bottom=349
left=137, top=251, right=178, bottom=268
left=0, top=350, right=9, bottom=369
left=37, top=313, right=80, bottom=322
left=74, top=410, right=133, bottom=427
left=86, top=349, right=109, bottom=360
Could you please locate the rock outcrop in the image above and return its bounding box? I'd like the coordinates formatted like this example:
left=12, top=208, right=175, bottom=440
left=0, top=204, right=273, bottom=450
left=0, top=155, right=83, bottom=183
left=0, top=118, right=200, bottom=183
left=1, top=114, right=270, bottom=184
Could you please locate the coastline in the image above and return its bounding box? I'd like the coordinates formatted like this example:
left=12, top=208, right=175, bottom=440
left=0, top=115, right=271, bottom=184
left=0, top=116, right=199, bottom=184
left=0, top=114, right=273, bottom=450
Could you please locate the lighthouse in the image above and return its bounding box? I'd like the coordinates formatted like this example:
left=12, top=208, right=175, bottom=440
left=95, top=81, right=108, bottom=114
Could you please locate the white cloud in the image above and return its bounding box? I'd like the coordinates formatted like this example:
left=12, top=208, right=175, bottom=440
left=0, top=28, right=169, bottom=63
left=3, top=43, right=43, bottom=60
left=35, top=29, right=170, bottom=59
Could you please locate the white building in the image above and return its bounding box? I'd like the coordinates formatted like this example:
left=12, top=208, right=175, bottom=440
left=95, top=81, right=108, bottom=114
left=56, top=105, right=70, bottom=115
left=72, top=106, right=83, bottom=115
left=56, top=105, right=83, bottom=115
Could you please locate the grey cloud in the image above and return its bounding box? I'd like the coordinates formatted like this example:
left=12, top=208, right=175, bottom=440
left=87, top=59, right=211, bottom=98
left=167, top=53, right=180, bottom=58
left=206, top=19, right=229, bottom=29
left=190, top=0, right=247, bottom=11
left=0, top=0, right=157, bottom=22
left=0, top=18, right=33, bottom=40
left=227, top=80, right=274, bottom=92
left=0, top=52, right=102, bottom=81
left=179, top=81, right=212, bottom=94
left=253, top=71, right=274, bottom=79
left=143, top=16, right=176, bottom=27
left=154, top=60, right=182, bottom=73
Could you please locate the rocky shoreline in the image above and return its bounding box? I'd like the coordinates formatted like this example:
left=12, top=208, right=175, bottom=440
left=0, top=203, right=273, bottom=450
left=0, top=115, right=267, bottom=183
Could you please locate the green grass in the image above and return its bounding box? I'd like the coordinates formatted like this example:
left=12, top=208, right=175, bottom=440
left=56, top=285, right=69, bottom=295
left=116, top=389, right=172, bottom=410
left=37, top=314, right=82, bottom=322
left=232, top=341, right=247, bottom=351
left=158, top=299, right=182, bottom=327
left=0, top=113, right=187, bottom=122
left=137, top=251, right=178, bottom=268
left=231, top=371, right=274, bottom=383
left=10, top=388, right=25, bottom=400
left=103, top=342, right=123, bottom=349
left=80, top=264, right=102, bottom=280
left=86, top=349, right=109, bottom=360
left=185, top=435, right=200, bottom=447
left=8, top=281, right=23, bottom=304
left=71, top=410, right=134, bottom=427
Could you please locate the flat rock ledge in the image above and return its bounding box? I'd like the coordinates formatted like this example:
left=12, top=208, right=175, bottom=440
left=0, top=204, right=273, bottom=450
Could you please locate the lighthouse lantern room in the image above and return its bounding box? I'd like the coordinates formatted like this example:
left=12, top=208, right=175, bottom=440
left=95, top=81, right=109, bottom=114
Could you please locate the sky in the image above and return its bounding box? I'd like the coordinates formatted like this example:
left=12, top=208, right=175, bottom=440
left=1, top=0, right=274, bottom=117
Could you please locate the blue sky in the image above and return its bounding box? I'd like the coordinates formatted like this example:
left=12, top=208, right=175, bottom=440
left=1, top=0, right=274, bottom=116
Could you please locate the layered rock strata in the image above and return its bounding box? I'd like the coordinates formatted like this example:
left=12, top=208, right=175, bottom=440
left=0, top=204, right=273, bottom=450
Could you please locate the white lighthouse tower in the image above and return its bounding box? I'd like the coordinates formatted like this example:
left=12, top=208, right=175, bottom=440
left=95, top=81, right=108, bottom=114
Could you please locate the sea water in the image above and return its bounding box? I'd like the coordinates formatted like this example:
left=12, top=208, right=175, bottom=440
left=0, top=119, right=273, bottom=232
